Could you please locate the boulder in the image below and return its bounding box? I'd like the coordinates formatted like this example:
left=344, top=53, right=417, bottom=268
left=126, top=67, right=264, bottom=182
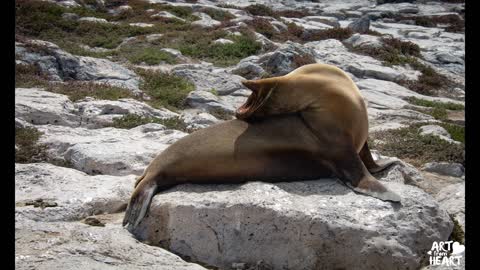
left=130, top=179, right=452, bottom=270
left=230, top=61, right=265, bottom=80
left=303, top=16, right=341, bottom=28
left=75, top=98, right=179, bottom=128
left=257, top=41, right=317, bottom=76
left=151, top=11, right=186, bottom=22
left=185, top=91, right=236, bottom=114
left=435, top=182, right=465, bottom=233
left=347, top=15, right=371, bottom=34
left=419, top=125, right=460, bottom=144
left=172, top=66, right=245, bottom=95
left=191, top=12, right=221, bottom=29
left=422, top=162, right=465, bottom=177
left=37, top=125, right=187, bottom=176
left=15, top=217, right=207, bottom=270
left=15, top=88, right=79, bottom=127
left=344, top=34, right=383, bottom=49
left=15, top=163, right=133, bottom=222
left=15, top=40, right=141, bottom=93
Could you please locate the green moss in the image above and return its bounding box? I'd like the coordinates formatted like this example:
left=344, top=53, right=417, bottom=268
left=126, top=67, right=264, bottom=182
left=15, top=126, right=48, bottom=163
left=370, top=124, right=465, bottom=167
left=209, top=88, right=219, bottom=96
left=111, top=114, right=189, bottom=132
left=136, top=69, right=195, bottom=111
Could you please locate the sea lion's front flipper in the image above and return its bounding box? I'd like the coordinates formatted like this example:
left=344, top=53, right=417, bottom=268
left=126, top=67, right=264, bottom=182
left=359, top=141, right=400, bottom=174
left=123, top=179, right=159, bottom=229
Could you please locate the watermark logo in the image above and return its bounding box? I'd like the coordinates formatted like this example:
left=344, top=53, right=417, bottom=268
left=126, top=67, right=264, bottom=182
left=427, top=241, right=464, bottom=266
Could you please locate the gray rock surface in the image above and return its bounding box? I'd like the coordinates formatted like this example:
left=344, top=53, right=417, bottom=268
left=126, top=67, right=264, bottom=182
left=16, top=40, right=141, bottom=93
left=422, top=162, right=464, bottom=178
left=172, top=66, right=245, bottom=95
left=419, top=125, right=460, bottom=144
left=435, top=182, right=465, bottom=232
left=347, top=15, right=370, bottom=33
left=37, top=125, right=187, bottom=176
left=191, top=12, right=221, bottom=28
left=131, top=179, right=452, bottom=270
left=15, top=163, right=133, bottom=222
left=15, top=216, right=207, bottom=270
left=15, top=88, right=79, bottom=127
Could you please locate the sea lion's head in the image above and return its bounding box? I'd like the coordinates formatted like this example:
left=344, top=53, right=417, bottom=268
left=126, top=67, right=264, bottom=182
left=236, top=77, right=300, bottom=120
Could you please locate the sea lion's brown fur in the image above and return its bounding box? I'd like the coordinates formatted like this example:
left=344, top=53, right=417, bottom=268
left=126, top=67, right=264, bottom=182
left=123, top=63, right=400, bottom=228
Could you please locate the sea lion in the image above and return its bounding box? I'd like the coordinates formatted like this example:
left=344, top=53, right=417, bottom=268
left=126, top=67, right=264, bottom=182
left=123, top=63, right=400, bottom=229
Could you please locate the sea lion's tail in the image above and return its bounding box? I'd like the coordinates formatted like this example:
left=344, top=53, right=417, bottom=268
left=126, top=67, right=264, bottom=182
left=123, top=179, right=158, bottom=229
left=359, top=141, right=399, bottom=174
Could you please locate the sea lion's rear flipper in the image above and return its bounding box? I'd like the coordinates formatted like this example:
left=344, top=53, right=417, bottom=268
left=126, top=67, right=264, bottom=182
left=333, top=148, right=401, bottom=203
left=123, top=179, right=159, bottom=229
left=359, top=141, right=400, bottom=174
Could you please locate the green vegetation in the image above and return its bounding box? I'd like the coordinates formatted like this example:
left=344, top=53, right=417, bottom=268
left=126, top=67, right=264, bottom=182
left=15, top=63, right=135, bottom=101
left=370, top=124, right=464, bottom=167
left=301, top=27, right=354, bottom=42
left=136, top=69, right=195, bottom=111
left=111, top=114, right=189, bottom=132
left=449, top=214, right=465, bottom=245
left=120, top=45, right=177, bottom=65
left=199, top=7, right=234, bottom=21
left=244, top=4, right=276, bottom=17
left=349, top=36, right=456, bottom=96
left=209, top=108, right=234, bottom=120
left=440, top=123, right=464, bottom=144
left=156, top=29, right=261, bottom=66
left=407, top=97, right=464, bottom=111
left=15, top=126, right=48, bottom=163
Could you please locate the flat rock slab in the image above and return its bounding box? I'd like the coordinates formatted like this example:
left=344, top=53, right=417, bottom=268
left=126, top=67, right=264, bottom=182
left=131, top=179, right=452, bottom=270
left=15, top=217, right=207, bottom=270
left=15, top=163, right=134, bottom=221
left=37, top=125, right=187, bottom=176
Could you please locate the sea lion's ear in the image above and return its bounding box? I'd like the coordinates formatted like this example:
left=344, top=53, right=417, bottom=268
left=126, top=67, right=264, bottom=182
left=241, top=80, right=261, bottom=92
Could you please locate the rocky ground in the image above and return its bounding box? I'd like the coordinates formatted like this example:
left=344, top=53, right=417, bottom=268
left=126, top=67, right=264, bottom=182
left=15, top=0, right=465, bottom=269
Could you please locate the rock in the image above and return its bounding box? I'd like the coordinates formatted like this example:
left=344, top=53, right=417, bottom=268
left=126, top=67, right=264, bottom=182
left=145, top=34, right=163, bottom=42
left=213, top=38, right=234, bottom=45
left=151, top=11, right=186, bottom=22
left=75, top=98, right=179, bottom=128
left=15, top=217, right=207, bottom=270
left=78, top=17, right=110, bottom=24
left=230, top=61, right=265, bottom=80
left=254, top=32, right=279, bottom=52
left=191, top=12, right=221, bottom=29
left=347, top=15, right=370, bottom=34
left=365, top=3, right=419, bottom=14
left=185, top=91, right=235, bottom=113
left=435, top=182, right=465, bottom=232
left=160, top=48, right=183, bottom=57
left=172, top=66, right=245, bottom=95
left=130, top=180, right=452, bottom=270
left=181, top=110, right=221, bottom=130
left=15, top=88, right=79, bottom=127
left=281, top=17, right=333, bottom=32
left=419, top=125, right=460, bottom=144
left=16, top=40, right=141, bottom=93
left=61, top=12, right=79, bottom=20
left=15, top=163, right=133, bottom=222
left=422, top=162, right=465, bottom=178
left=343, top=33, right=383, bottom=49
left=270, top=20, right=288, bottom=32
left=436, top=52, right=464, bottom=65
left=257, top=41, right=317, bottom=76
left=303, top=16, right=341, bottom=28
left=129, top=23, right=154, bottom=28
left=37, top=125, right=188, bottom=176
left=347, top=62, right=406, bottom=82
